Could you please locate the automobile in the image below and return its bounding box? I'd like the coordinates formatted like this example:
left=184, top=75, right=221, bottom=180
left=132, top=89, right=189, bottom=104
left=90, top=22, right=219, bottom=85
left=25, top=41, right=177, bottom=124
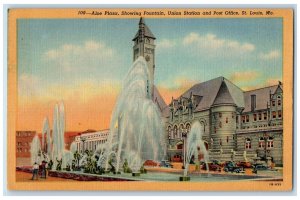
left=236, top=161, right=252, bottom=168
left=224, top=161, right=243, bottom=173
left=159, top=160, right=173, bottom=168
left=171, top=155, right=183, bottom=162
left=212, top=160, right=225, bottom=167
left=143, top=160, right=159, bottom=167
left=252, top=164, right=270, bottom=173
left=201, top=162, right=221, bottom=171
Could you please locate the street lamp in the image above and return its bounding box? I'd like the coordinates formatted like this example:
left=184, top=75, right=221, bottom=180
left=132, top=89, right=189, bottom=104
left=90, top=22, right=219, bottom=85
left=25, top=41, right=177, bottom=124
left=182, top=130, right=187, bottom=168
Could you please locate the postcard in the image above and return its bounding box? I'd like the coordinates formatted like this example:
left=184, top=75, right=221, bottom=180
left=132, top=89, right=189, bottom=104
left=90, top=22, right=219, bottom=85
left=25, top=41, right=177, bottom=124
left=7, top=7, right=293, bottom=191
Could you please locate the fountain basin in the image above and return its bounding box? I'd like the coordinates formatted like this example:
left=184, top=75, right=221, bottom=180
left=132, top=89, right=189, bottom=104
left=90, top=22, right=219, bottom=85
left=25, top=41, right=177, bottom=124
left=179, top=176, right=190, bottom=181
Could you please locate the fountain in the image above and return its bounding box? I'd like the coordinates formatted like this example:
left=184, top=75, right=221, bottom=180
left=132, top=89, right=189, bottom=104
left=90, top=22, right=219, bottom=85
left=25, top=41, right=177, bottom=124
left=103, top=56, right=166, bottom=175
left=180, top=121, right=209, bottom=181
left=42, top=117, right=51, bottom=156
left=243, top=150, right=248, bottom=162
left=30, top=134, right=42, bottom=165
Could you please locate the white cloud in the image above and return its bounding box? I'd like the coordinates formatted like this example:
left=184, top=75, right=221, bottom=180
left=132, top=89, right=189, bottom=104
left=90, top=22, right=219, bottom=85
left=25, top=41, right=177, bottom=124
left=182, top=32, right=255, bottom=55
left=18, top=73, right=41, bottom=96
left=43, top=40, right=116, bottom=72
left=260, top=50, right=280, bottom=60
left=157, top=39, right=176, bottom=49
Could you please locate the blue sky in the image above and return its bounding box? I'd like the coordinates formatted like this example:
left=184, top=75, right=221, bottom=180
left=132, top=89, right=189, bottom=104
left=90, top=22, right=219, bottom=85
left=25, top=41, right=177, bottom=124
left=17, top=18, right=283, bottom=130
left=18, top=18, right=282, bottom=91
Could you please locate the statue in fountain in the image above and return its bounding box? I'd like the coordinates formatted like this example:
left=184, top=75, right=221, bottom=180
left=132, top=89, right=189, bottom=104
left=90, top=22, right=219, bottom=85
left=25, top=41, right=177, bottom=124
left=56, top=158, right=62, bottom=171
left=108, top=158, right=116, bottom=174
left=48, top=159, right=53, bottom=170
left=123, top=159, right=132, bottom=173
left=73, top=151, right=82, bottom=171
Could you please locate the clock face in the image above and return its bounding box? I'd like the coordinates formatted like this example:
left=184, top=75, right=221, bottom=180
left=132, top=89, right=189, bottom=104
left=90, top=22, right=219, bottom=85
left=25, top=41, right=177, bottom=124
left=145, top=55, right=150, bottom=62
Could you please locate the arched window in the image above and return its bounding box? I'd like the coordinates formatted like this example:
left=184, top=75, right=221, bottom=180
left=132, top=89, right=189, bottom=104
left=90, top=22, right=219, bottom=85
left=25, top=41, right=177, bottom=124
left=278, top=110, right=282, bottom=118
left=259, top=137, right=265, bottom=148
left=186, top=124, right=191, bottom=133
left=272, top=111, right=276, bottom=119
left=226, top=117, right=228, bottom=123
left=168, top=126, right=172, bottom=139
left=278, top=99, right=281, bottom=106
left=180, top=124, right=184, bottom=138
left=173, top=125, right=178, bottom=139
left=267, top=137, right=274, bottom=148
left=245, top=138, right=251, bottom=149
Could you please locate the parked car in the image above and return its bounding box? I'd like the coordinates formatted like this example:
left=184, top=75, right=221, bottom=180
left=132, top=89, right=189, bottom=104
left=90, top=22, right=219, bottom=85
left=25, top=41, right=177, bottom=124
left=224, top=161, right=243, bottom=173
left=212, top=160, right=225, bottom=167
left=159, top=160, right=173, bottom=168
left=201, top=162, right=221, bottom=171
left=143, top=160, right=159, bottom=167
left=236, top=161, right=252, bottom=168
left=171, top=155, right=182, bottom=162
left=252, top=164, right=270, bottom=173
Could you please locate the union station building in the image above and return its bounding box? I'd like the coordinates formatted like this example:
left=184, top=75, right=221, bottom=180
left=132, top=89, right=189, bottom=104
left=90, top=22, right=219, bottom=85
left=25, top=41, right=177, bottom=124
left=133, top=18, right=283, bottom=166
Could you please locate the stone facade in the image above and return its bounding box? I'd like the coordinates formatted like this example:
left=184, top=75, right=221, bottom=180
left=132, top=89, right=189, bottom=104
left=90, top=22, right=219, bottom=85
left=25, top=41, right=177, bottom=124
left=135, top=18, right=284, bottom=166
left=163, top=79, right=283, bottom=166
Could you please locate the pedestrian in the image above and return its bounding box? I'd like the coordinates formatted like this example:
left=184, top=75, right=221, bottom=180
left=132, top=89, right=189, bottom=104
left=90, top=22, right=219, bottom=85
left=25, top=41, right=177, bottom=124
left=41, top=160, right=47, bottom=178
left=31, top=162, right=39, bottom=180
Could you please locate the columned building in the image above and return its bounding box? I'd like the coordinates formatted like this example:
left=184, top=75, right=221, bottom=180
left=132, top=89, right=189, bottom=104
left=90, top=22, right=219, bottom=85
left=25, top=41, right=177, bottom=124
left=74, top=129, right=109, bottom=153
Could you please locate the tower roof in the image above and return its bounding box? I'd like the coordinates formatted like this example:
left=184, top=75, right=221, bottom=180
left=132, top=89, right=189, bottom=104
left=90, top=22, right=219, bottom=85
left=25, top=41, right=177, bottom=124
left=132, top=17, right=156, bottom=41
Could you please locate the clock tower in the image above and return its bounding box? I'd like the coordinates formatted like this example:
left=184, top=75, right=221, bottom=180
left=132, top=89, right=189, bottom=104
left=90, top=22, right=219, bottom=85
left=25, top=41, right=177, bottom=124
left=132, top=17, right=156, bottom=97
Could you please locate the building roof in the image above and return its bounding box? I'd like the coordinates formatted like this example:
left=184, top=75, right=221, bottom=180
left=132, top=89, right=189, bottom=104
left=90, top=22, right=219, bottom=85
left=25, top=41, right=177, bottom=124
left=178, top=77, right=244, bottom=112
left=153, top=86, right=167, bottom=111
left=154, top=76, right=282, bottom=118
left=132, top=17, right=156, bottom=41
left=243, top=85, right=281, bottom=112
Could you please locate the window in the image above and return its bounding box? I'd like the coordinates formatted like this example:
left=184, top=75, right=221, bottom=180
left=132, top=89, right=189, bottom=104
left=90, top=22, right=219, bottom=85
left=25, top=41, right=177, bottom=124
left=186, top=124, right=191, bottom=133
left=219, top=122, right=222, bottom=128
left=278, top=100, right=281, bottom=106
left=258, top=113, right=262, bottom=120
left=174, top=125, right=178, bottom=138
left=214, top=126, right=216, bottom=133
left=253, top=114, right=257, bottom=121
left=219, top=113, right=222, bottom=118
left=180, top=124, right=184, bottom=138
left=272, top=111, right=276, bottom=119
left=246, top=115, right=249, bottom=122
left=267, top=137, right=274, bottom=148
left=226, top=117, right=228, bottom=123
left=168, top=126, right=172, bottom=139
left=245, top=138, right=251, bottom=149
left=236, top=116, right=238, bottom=123
left=258, top=137, right=265, bottom=148
left=278, top=110, right=282, bottom=118
left=242, top=116, right=245, bottom=123
left=272, top=100, right=276, bottom=106
left=226, top=136, right=229, bottom=143
left=264, top=112, right=267, bottom=120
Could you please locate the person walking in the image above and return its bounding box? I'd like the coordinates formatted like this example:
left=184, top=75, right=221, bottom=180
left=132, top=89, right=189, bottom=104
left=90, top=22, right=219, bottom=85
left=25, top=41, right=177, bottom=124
left=31, top=162, right=39, bottom=180
left=41, top=161, right=47, bottom=179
